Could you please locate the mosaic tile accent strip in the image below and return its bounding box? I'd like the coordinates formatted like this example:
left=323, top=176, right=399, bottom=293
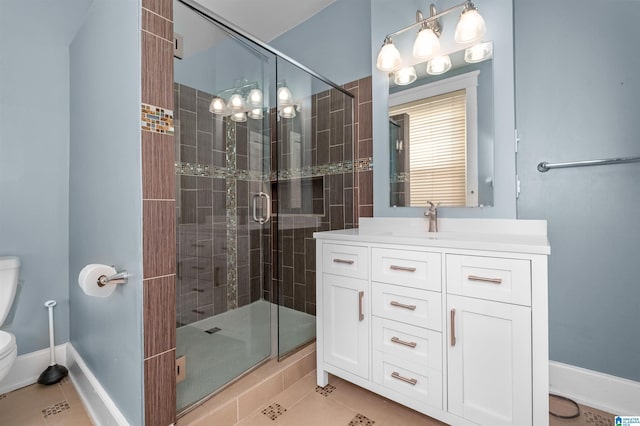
left=348, top=413, right=375, bottom=425
left=175, top=163, right=263, bottom=181
left=141, top=103, right=174, bottom=135
left=226, top=119, right=238, bottom=310
left=354, top=157, right=373, bottom=172
left=390, top=171, right=409, bottom=183
left=315, top=383, right=336, bottom=397
left=584, top=411, right=614, bottom=426
left=42, top=400, right=70, bottom=418
left=175, top=157, right=373, bottom=182
left=261, top=402, right=287, bottom=420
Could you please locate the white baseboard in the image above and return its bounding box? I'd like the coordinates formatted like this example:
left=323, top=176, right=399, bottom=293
left=549, top=361, right=640, bottom=415
left=67, top=343, right=129, bottom=426
left=0, top=344, right=67, bottom=394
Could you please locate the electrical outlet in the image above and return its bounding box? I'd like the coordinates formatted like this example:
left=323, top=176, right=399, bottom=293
left=176, top=355, right=186, bottom=383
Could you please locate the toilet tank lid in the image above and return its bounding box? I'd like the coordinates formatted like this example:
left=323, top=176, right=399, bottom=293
left=0, top=257, right=20, bottom=270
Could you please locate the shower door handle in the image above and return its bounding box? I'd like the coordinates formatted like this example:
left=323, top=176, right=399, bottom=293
left=252, top=192, right=272, bottom=224
left=260, top=192, right=271, bottom=224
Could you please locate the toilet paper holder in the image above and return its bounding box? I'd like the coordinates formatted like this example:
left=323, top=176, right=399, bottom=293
left=97, top=270, right=128, bottom=287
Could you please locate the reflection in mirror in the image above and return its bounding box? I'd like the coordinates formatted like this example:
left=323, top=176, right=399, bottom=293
left=389, top=47, right=494, bottom=208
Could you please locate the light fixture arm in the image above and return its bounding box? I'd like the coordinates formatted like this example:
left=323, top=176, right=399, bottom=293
left=384, top=0, right=471, bottom=40
left=417, top=4, right=442, bottom=37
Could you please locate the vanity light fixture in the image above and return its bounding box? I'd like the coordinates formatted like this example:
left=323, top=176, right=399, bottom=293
left=230, top=111, right=247, bottom=122
left=376, top=37, right=402, bottom=72
left=246, top=88, right=263, bottom=108
left=376, top=0, right=486, bottom=72
left=248, top=108, right=263, bottom=120
left=413, top=5, right=441, bottom=60
left=454, top=2, right=486, bottom=43
left=276, top=83, right=300, bottom=119
left=208, top=80, right=264, bottom=120
left=464, top=40, right=493, bottom=63
left=228, top=93, right=246, bottom=113
left=394, top=66, right=418, bottom=86
left=209, top=96, right=228, bottom=114
left=426, top=55, right=452, bottom=75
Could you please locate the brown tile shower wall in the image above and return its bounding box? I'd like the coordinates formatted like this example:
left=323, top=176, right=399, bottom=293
left=173, top=83, right=265, bottom=325
left=344, top=76, right=373, bottom=223
left=274, top=77, right=373, bottom=315
left=141, top=1, right=176, bottom=425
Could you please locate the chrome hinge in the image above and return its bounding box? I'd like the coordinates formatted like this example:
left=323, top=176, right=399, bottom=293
left=516, top=175, right=521, bottom=199
left=514, top=128, right=520, bottom=153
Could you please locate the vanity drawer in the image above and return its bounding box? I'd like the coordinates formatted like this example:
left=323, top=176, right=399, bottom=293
left=372, top=283, right=442, bottom=331
left=372, top=317, right=442, bottom=371
left=322, top=243, right=368, bottom=280
left=446, top=254, right=531, bottom=306
left=372, top=248, right=441, bottom=291
left=373, top=352, right=443, bottom=410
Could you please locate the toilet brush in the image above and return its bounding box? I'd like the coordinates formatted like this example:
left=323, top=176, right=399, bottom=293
left=37, top=300, right=68, bottom=385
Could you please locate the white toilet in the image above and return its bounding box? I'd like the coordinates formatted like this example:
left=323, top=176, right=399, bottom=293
left=0, top=256, right=20, bottom=382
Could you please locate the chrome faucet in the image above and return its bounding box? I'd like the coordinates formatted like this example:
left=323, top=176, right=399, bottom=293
left=424, top=201, right=438, bottom=232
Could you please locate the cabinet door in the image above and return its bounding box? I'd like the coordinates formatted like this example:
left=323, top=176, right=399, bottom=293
left=323, top=274, right=369, bottom=379
left=447, top=295, right=532, bottom=426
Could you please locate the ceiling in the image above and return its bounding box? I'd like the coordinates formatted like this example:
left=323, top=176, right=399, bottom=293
left=192, top=0, right=338, bottom=42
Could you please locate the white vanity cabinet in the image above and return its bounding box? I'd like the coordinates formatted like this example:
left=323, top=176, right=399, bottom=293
left=315, top=218, right=550, bottom=426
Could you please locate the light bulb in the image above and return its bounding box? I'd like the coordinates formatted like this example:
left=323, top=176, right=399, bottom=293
left=465, top=41, right=493, bottom=63
left=247, top=88, right=263, bottom=108
left=426, top=55, right=452, bottom=75
left=230, top=112, right=247, bottom=122
left=209, top=97, right=227, bottom=114
left=413, top=28, right=440, bottom=60
left=228, top=93, right=245, bottom=112
left=376, top=38, right=401, bottom=72
left=455, top=6, right=486, bottom=43
left=279, top=105, right=296, bottom=119
left=277, top=86, right=293, bottom=106
left=394, top=67, right=417, bottom=86
left=248, top=108, right=263, bottom=120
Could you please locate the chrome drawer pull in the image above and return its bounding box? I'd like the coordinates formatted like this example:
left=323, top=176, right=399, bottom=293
left=358, top=291, right=364, bottom=321
left=391, top=371, right=417, bottom=386
left=390, top=301, right=417, bottom=311
left=333, top=258, right=355, bottom=265
left=467, top=275, right=503, bottom=284
left=391, top=337, right=417, bottom=348
left=390, top=265, right=417, bottom=272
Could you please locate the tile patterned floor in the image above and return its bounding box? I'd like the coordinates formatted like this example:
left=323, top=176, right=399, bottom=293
left=229, top=371, right=617, bottom=426
left=0, top=377, right=93, bottom=425
left=0, top=370, right=617, bottom=426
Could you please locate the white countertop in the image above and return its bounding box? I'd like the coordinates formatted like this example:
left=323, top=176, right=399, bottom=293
left=313, top=218, right=550, bottom=255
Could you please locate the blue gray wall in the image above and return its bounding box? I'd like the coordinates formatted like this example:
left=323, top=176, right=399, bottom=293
left=372, top=0, right=516, bottom=218
left=515, top=0, right=640, bottom=382
left=69, top=0, right=143, bottom=423
left=0, top=0, right=91, bottom=355
left=270, top=0, right=371, bottom=86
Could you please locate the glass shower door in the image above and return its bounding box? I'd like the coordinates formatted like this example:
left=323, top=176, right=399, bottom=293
left=275, top=57, right=355, bottom=358
left=174, top=0, right=275, bottom=412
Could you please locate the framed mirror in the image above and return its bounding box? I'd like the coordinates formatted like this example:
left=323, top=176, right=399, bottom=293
left=388, top=46, right=494, bottom=208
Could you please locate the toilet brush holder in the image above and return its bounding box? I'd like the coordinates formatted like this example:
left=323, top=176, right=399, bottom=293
left=38, top=300, right=68, bottom=385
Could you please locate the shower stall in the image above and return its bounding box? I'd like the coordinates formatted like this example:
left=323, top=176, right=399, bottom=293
left=173, top=0, right=355, bottom=413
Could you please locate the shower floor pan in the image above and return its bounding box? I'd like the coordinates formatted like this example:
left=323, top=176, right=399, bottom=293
left=176, top=300, right=315, bottom=411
